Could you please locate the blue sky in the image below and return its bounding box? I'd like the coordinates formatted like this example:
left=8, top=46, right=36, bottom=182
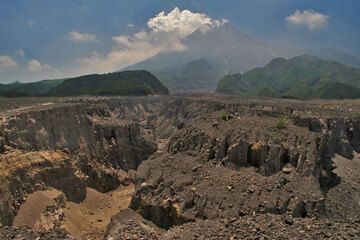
left=0, top=0, right=359, bottom=83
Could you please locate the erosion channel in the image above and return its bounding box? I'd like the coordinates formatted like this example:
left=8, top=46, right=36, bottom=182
left=0, top=96, right=359, bottom=239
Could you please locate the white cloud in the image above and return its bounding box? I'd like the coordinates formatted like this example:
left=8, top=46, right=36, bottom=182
left=28, top=20, right=34, bottom=28
left=27, top=60, right=42, bottom=72
left=27, top=59, right=55, bottom=73
left=285, top=10, right=329, bottom=31
left=0, top=55, right=17, bottom=70
left=15, top=49, right=25, bottom=57
left=75, top=7, right=228, bottom=74
left=69, top=30, right=97, bottom=42
left=17, top=60, right=61, bottom=81
left=148, top=7, right=228, bottom=37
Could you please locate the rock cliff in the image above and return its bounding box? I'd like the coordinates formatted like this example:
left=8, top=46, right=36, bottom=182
left=126, top=97, right=360, bottom=238
left=0, top=98, right=159, bottom=225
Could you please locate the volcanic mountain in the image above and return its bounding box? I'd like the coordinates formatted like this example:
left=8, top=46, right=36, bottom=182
left=124, top=24, right=302, bottom=92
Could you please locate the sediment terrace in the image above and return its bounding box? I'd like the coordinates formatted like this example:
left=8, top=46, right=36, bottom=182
left=0, top=96, right=359, bottom=239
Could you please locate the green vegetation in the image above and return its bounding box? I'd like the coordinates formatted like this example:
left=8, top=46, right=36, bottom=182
left=220, top=113, right=231, bottom=121
left=217, top=74, right=243, bottom=95
left=0, top=70, right=168, bottom=98
left=150, top=58, right=220, bottom=92
left=275, top=117, right=288, bottom=129
left=312, top=82, right=360, bottom=99
left=0, top=79, right=64, bottom=97
left=48, top=70, right=169, bottom=96
left=217, top=55, right=360, bottom=99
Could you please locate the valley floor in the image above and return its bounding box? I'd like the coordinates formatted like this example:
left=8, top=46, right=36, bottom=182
left=13, top=185, right=134, bottom=240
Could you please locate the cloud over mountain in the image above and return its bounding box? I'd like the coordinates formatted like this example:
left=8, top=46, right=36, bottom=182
left=285, top=10, right=329, bottom=30
left=0, top=55, right=17, bottom=70
left=75, top=7, right=228, bottom=74
left=148, top=7, right=228, bottom=37
left=22, top=59, right=61, bottom=81
left=27, top=59, right=56, bottom=73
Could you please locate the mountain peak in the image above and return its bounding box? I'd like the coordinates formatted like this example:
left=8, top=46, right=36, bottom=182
left=292, top=55, right=320, bottom=61
left=268, top=57, right=286, bottom=65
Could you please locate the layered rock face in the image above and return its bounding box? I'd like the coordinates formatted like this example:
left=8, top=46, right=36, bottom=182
left=0, top=103, right=156, bottom=166
left=292, top=116, right=360, bottom=159
left=0, top=98, right=160, bottom=226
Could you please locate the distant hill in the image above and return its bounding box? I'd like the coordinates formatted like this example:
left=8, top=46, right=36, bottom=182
left=124, top=24, right=302, bottom=92
left=0, top=79, right=64, bottom=97
left=217, top=55, right=360, bottom=99
left=154, top=59, right=221, bottom=92
left=309, top=48, right=360, bottom=68
left=48, top=70, right=169, bottom=96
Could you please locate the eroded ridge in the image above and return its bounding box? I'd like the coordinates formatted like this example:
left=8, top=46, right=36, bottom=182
left=0, top=96, right=359, bottom=239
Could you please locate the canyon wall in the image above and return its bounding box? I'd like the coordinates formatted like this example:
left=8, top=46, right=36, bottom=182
left=0, top=99, right=160, bottom=225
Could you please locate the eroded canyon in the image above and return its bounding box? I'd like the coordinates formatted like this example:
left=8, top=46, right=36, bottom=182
left=0, top=96, right=359, bottom=239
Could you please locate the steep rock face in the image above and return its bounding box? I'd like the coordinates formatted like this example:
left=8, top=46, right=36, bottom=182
left=0, top=150, right=86, bottom=225
left=129, top=98, right=360, bottom=231
left=0, top=103, right=157, bottom=170
left=0, top=100, right=159, bottom=225
left=91, top=118, right=156, bottom=170
left=0, top=104, right=94, bottom=151
left=166, top=127, right=332, bottom=183
left=292, top=116, right=360, bottom=159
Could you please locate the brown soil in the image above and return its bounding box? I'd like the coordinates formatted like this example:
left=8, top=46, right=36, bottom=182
left=13, top=189, right=63, bottom=231
left=0, top=150, right=69, bottom=177
left=63, top=185, right=134, bottom=240
left=12, top=185, right=134, bottom=240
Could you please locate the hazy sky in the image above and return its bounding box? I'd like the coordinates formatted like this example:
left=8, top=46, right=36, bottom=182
left=0, top=0, right=359, bottom=83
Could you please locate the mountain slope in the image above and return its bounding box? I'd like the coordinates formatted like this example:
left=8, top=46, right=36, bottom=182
left=124, top=24, right=302, bottom=92
left=48, top=70, right=168, bottom=96
left=124, top=24, right=360, bottom=92
left=154, top=58, right=221, bottom=91
left=0, top=79, right=64, bottom=97
left=309, top=48, right=360, bottom=68
left=217, top=55, right=360, bottom=99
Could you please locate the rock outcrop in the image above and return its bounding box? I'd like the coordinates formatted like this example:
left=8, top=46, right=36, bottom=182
left=292, top=116, right=360, bottom=159
left=128, top=97, right=360, bottom=233
left=0, top=98, right=159, bottom=225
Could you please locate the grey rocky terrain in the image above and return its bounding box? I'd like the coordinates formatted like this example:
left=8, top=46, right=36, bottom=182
left=0, top=95, right=360, bottom=239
